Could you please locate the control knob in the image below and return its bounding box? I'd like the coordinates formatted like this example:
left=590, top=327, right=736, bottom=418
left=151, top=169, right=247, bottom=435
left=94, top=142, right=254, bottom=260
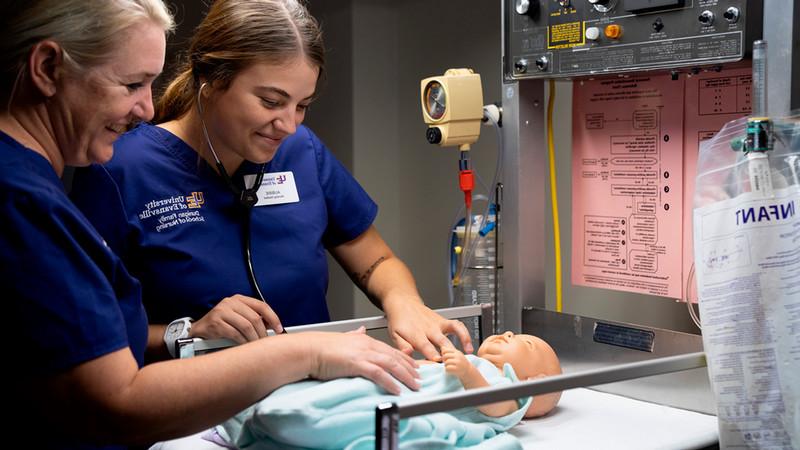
left=515, top=0, right=537, bottom=15
left=698, top=10, right=714, bottom=26
left=588, top=0, right=614, bottom=13
left=535, top=56, right=549, bottom=71
left=515, top=58, right=529, bottom=74
left=723, top=7, right=740, bottom=23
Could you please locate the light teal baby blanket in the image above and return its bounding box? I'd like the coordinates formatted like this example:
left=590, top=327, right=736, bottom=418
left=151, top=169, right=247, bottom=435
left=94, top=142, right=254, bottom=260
left=217, top=355, right=531, bottom=450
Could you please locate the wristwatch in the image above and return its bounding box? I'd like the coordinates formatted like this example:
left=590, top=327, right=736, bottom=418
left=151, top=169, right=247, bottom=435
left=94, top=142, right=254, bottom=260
left=164, top=317, right=193, bottom=358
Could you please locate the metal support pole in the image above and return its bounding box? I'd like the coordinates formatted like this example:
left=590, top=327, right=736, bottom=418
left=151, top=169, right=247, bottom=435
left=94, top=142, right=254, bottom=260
left=399, top=352, right=706, bottom=418
left=764, top=0, right=800, bottom=116
left=375, top=402, right=399, bottom=450
left=479, top=302, right=494, bottom=341
left=500, top=80, right=546, bottom=333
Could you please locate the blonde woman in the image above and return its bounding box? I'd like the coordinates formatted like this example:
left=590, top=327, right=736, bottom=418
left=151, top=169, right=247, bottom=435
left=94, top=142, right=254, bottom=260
left=0, top=2, right=418, bottom=448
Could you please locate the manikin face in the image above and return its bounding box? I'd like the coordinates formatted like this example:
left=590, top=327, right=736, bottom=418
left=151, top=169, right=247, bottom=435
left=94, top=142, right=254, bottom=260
left=478, top=332, right=558, bottom=377
left=55, top=20, right=165, bottom=165
left=201, top=56, right=319, bottom=166
left=478, top=332, right=563, bottom=418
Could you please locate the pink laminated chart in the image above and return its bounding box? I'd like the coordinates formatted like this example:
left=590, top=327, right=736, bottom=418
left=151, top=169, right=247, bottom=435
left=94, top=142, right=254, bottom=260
left=572, top=74, right=685, bottom=299
left=571, top=67, right=751, bottom=301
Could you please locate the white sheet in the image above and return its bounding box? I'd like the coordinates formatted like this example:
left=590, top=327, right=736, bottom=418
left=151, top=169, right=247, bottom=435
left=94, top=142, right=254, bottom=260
left=151, top=388, right=719, bottom=450
left=510, top=388, right=718, bottom=450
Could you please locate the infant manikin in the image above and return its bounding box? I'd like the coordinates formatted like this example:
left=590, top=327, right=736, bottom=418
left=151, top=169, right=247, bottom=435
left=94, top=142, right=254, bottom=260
left=440, top=331, right=562, bottom=418
left=218, top=332, right=563, bottom=449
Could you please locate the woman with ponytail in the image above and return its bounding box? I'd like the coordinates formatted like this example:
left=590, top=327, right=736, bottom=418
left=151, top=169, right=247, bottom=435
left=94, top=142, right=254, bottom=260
left=70, top=0, right=473, bottom=363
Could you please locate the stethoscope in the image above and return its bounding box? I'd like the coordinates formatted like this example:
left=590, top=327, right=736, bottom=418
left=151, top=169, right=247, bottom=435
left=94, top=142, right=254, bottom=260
left=197, top=82, right=269, bottom=303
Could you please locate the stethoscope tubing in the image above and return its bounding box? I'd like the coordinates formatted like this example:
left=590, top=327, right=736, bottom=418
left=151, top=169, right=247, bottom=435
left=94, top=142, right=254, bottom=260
left=197, top=83, right=275, bottom=315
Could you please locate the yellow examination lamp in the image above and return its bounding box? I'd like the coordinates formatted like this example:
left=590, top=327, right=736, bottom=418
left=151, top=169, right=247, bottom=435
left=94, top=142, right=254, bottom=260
left=420, top=68, right=484, bottom=151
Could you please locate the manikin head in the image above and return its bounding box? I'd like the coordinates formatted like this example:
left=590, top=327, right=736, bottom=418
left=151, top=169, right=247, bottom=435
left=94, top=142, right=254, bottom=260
left=477, top=332, right=563, bottom=418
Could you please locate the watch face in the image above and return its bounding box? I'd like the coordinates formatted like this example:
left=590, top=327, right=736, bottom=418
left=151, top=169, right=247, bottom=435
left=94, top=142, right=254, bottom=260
left=167, top=321, right=185, bottom=335
left=166, top=321, right=187, bottom=341
left=164, top=318, right=192, bottom=357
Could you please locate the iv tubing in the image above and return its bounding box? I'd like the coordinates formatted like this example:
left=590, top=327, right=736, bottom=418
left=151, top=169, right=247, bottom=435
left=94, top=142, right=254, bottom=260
left=454, top=110, right=504, bottom=289
left=454, top=153, right=473, bottom=286
left=448, top=108, right=505, bottom=306
left=685, top=263, right=702, bottom=329
left=547, top=79, right=563, bottom=313
left=456, top=204, right=472, bottom=287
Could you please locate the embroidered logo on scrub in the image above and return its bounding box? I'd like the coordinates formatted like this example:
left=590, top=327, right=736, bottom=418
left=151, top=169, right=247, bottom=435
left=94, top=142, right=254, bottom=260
left=186, top=191, right=205, bottom=208
left=138, top=192, right=207, bottom=233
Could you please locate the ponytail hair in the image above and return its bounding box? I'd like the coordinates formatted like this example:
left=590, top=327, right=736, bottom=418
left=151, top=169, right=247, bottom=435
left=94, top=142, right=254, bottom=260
left=154, top=66, right=195, bottom=124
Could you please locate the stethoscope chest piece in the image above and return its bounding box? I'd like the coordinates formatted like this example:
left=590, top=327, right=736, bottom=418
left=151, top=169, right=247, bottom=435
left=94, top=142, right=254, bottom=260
left=240, top=190, right=259, bottom=208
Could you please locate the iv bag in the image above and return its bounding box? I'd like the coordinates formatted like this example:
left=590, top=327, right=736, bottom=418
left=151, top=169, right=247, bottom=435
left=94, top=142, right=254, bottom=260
left=693, top=115, right=800, bottom=449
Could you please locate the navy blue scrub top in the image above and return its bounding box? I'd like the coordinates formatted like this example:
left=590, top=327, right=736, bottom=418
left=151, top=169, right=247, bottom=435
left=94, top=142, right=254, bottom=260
left=71, top=124, right=377, bottom=326
left=0, top=131, right=147, bottom=449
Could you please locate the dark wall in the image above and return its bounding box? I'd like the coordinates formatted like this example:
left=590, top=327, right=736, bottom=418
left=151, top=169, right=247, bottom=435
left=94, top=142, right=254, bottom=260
left=157, top=1, right=208, bottom=94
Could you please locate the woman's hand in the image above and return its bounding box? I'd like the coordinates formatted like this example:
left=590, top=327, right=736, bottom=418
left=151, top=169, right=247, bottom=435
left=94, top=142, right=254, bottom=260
left=191, top=294, right=283, bottom=343
left=383, top=297, right=473, bottom=362
left=330, top=226, right=472, bottom=360
left=305, top=332, right=420, bottom=395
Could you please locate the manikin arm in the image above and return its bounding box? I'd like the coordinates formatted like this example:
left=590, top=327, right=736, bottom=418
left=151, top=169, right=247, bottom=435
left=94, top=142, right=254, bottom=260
left=441, top=346, right=518, bottom=417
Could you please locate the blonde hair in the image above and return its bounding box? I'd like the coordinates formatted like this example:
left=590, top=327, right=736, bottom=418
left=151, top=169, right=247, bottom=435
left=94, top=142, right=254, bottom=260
left=155, top=0, right=325, bottom=123
left=0, top=0, right=174, bottom=108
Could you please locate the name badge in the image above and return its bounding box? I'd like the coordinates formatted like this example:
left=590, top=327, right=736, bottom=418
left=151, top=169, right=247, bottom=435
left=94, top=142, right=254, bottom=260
left=243, top=171, right=300, bottom=206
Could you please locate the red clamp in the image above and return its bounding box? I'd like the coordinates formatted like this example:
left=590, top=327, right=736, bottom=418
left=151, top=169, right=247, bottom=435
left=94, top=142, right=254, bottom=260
left=459, top=170, right=474, bottom=209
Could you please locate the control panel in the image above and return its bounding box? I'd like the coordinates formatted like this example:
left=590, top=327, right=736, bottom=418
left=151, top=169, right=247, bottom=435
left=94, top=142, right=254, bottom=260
left=504, top=0, right=762, bottom=79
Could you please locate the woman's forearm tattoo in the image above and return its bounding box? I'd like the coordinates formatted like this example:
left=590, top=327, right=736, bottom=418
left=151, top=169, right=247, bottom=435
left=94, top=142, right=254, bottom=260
left=354, top=256, right=387, bottom=288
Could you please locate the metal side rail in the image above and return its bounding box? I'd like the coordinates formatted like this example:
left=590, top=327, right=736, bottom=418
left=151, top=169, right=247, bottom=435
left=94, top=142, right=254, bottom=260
left=374, top=351, right=708, bottom=450
left=177, top=303, right=494, bottom=358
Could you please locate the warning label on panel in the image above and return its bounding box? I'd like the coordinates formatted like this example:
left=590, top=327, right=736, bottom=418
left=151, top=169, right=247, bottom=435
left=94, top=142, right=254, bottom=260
left=548, top=22, right=584, bottom=49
